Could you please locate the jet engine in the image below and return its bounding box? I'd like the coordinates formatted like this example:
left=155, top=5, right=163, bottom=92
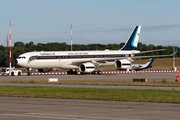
left=38, top=68, right=52, bottom=72
left=79, top=63, right=95, bottom=73
left=115, top=59, right=131, bottom=69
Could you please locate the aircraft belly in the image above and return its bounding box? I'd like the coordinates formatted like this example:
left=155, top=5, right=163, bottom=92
left=29, top=60, right=65, bottom=68
left=99, top=62, right=115, bottom=67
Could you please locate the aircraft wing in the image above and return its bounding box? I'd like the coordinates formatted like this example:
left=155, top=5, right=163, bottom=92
left=70, top=51, right=178, bottom=66
left=132, top=49, right=166, bottom=54
left=132, top=51, right=178, bottom=59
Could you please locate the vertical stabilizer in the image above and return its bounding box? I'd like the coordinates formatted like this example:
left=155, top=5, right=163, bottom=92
left=145, top=58, right=154, bottom=68
left=121, top=26, right=141, bottom=50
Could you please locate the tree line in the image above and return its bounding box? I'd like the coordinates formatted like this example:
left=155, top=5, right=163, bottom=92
left=0, top=41, right=179, bottom=67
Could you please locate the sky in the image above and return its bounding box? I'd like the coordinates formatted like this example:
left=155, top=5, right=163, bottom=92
left=0, top=0, right=180, bottom=47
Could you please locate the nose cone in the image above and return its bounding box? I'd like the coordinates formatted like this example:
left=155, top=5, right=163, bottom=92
left=16, top=59, right=21, bottom=66
left=15, top=60, right=18, bottom=64
left=16, top=59, right=28, bottom=68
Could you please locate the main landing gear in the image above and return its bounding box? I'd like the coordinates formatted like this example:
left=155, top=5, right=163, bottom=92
left=67, top=69, right=101, bottom=75
left=67, top=69, right=77, bottom=75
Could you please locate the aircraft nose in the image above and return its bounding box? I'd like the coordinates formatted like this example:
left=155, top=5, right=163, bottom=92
left=15, top=60, right=18, bottom=64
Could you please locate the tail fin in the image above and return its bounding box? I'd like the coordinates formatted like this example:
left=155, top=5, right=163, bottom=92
left=145, top=58, right=154, bottom=68
left=121, top=26, right=141, bottom=50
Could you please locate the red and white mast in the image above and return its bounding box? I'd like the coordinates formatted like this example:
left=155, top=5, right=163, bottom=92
left=69, top=23, right=74, bottom=51
left=6, top=33, right=9, bottom=47
left=8, top=21, right=13, bottom=73
left=173, top=45, right=176, bottom=71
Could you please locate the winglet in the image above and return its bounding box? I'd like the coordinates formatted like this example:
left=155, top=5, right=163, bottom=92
left=170, top=51, right=178, bottom=56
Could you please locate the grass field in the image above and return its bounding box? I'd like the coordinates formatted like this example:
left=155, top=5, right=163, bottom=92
left=0, top=86, right=180, bottom=103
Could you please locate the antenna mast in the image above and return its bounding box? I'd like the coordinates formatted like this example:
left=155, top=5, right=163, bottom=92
left=8, top=21, right=13, bottom=74
left=173, top=45, right=177, bottom=71
left=6, top=33, right=9, bottom=47
left=69, top=23, right=74, bottom=51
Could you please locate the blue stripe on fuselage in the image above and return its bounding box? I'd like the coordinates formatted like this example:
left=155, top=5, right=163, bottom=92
left=29, top=54, right=132, bottom=61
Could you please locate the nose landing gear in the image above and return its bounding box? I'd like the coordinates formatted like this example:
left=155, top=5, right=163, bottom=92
left=26, top=68, right=31, bottom=75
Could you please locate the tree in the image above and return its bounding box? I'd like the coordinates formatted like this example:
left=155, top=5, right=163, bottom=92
left=14, top=42, right=24, bottom=47
left=25, top=41, right=34, bottom=47
left=25, top=41, right=35, bottom=51
left=36, top=43, right=44, bottom=51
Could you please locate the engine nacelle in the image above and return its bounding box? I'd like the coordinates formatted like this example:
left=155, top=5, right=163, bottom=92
left=115, top=59, right=131, bottom=69
left=79, top=63, right=95, bottom=73
left=38, top=68, right=52, bottom=73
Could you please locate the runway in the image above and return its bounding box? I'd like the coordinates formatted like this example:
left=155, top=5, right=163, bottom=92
left=0, top=97, right=179, bottom=120
left=0, top=72, right=179, bottom=82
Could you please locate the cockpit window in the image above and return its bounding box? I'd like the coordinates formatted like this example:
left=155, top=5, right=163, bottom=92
left=17, top=56, right=26, bottom=59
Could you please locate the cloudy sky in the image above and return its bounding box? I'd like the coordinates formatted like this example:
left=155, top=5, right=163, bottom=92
left=0, top=0, right=180, bottom=47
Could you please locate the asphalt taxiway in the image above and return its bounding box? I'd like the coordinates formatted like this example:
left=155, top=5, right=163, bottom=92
left=0, top=83, right=179, bottom=90
left=0, top=72, right=179, bottom=82
left=0, top=72, right=179, bottom=90
left=0, top=97, right=179, bottom=120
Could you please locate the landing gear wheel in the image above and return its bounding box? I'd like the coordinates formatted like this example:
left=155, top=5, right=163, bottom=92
left=67, top=70, right=78, bottom=75
left=93, top=71, right=101, bottom=75
left=27, top=72, right=30, bottom=75
left=98, top=71, right=101, bottom=75
left=73, top=71, right=77, bottom=75
left=26, top=68, right=31, bottom=76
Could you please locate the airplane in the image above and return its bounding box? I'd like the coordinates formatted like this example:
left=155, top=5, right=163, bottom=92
left=127, top=58, right=154, bottom=71
left=15, top=26, right=178, bottom=75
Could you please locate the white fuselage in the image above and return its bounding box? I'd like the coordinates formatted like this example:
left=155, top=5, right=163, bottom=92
left=16, top=26, right=142, bottom=71
left=16, top=50, right=140, bottom=69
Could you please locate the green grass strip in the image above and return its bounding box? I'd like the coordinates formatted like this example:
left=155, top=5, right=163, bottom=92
left=0, top=86, right=180, bottom=103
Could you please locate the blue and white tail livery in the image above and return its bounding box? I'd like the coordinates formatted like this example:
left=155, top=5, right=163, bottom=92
left=121, top=26, right=141, bottom=50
